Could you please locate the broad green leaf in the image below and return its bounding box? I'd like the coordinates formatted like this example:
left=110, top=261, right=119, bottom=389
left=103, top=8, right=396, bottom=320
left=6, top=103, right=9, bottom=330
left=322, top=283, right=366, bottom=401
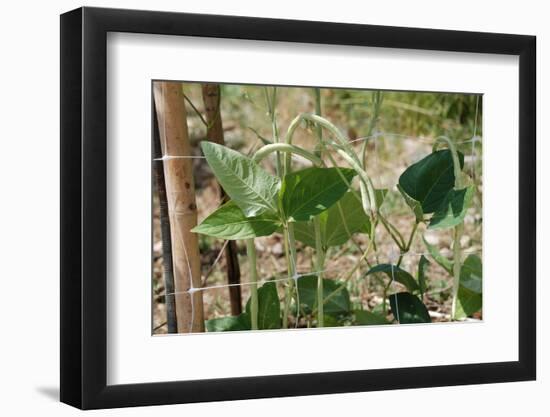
left=398, top=149, right=464, bottom=214
left=366, top=264, right=420, bottom=294
left=389, top=292, right=431, bottom=324
left=429, top=186, right=474, bottom=229
left=292, top=220, right=317, bottom=248
left=205, top=313, right=250, bottom=332
left=455, top=286, right=482, bottom=319
left=297, top=275, right=351, bottom=315
left=397, top=184, right=423, bottom=223
left=245, top=281, right=281, bottom=329
left=460, top=254, right=482, bottom=293
left=280, top=167, right=356, bottom=222
left=293, top=192, right=371, bottom=248
left=417, top=255, right=429, bottom=296
left=192, top=201, right=279, bottom=240
left=323, top=314, right=345, bottom=327
left=354, top=310, right=390, bottom=325
left=324, top=192, right=372, bottom=246
left=422, top=235, right=453, bottom=274
left=201, top=141, right=280, bottom=217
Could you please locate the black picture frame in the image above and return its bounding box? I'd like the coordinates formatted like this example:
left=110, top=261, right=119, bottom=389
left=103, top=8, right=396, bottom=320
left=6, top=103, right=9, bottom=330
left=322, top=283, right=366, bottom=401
left=60, top=6, right=536, bottom=410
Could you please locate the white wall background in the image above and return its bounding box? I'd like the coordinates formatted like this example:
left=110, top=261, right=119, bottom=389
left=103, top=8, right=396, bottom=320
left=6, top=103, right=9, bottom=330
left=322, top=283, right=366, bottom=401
left=0, top=0, right=545, bottom=415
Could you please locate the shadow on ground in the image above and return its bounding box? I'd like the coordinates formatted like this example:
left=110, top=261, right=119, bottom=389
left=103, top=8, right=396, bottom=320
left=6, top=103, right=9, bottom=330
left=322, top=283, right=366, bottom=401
left=35, top=386, right=59, bottom=401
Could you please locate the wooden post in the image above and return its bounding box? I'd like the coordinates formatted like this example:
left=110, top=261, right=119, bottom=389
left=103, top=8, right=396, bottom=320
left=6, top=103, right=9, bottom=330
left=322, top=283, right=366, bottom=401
left=152, top=108, right=177, bottom=333
left=153, top=81, right=204, bottom=333
left=201, top=83, right=243, bottom=316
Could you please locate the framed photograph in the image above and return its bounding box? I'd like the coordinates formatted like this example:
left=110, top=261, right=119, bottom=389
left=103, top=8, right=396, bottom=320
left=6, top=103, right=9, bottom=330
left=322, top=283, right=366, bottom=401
left=60, top=6, right=536, bottom=410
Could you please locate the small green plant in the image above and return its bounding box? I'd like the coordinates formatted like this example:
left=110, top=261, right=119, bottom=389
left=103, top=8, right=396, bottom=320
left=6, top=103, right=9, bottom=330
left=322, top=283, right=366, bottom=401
left=192, top=89, right=482, bottom=331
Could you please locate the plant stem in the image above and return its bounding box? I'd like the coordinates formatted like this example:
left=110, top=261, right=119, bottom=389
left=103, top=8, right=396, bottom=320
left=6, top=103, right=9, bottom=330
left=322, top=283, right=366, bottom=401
left=310, top=241, right=372, bottom=317
left=451, top=225, right=463, bottom=320
left=264, top=87, right=282, bottom=176
left=287, top=223, right=300, bottom=325
left=282, top=228, right=292, bottom=328
left=396, top=255, right=404, bottom=268
left=314, top=217, right=325, bottom=327
left=313, top=88, right=325, bottom=328
left=287, top=224, right=298, bottom=277
left=378, top=214, right=406, bottom=250
left=314, top=88, right=323, bottom=156
left=246, top=239, right=259, bottom=330
left=432, top=136, right=464, bottom=321
left=396, top=222, right=419, bottom=267
left=282, top=224, right=298, bottom=328
left=263, top=87, right=294, bottom=329
left=361, top=91, right=383, bottom=167
left=278, top=112, right=300, bottom=327
left=405, top=222, right=419, bottom=251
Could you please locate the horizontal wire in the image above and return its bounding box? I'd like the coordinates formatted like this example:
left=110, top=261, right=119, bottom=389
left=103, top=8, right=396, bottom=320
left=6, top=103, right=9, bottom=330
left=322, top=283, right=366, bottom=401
left=152, top=134, right=482, bottom=162
left=347, top=132, right=480, bottom=146
left=407, top=248, right=481, bottom=257
left=154, top=155, right=206, bottom=161
left=160, top=268, right=334, bottom=298
left=156, top=246, right=483, bottom=298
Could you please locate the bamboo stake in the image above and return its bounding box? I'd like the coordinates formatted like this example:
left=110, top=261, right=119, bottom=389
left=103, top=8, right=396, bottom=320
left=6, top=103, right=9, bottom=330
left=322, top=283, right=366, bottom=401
left=153, top=81, right=204, bottom=333
left=201, top=83, right=243, bottom=315
left=152, top=107, right=177, bottom=333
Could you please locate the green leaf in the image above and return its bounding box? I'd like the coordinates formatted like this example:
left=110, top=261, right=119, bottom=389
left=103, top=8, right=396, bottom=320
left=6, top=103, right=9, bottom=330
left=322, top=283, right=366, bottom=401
left=205, top=313, right=250, bottom=332
left=422, top=235, right=453, bottom=274
left=398, top=149, right=464, bottom=214
left=389, top=292, right=431, bottom=324
left=354, top=310, right=390, bottom=325
left=460, top=254, right=482, bottom=293
left=245, top=281, right=281, bottom=329
left=417, top=255, right=430, bottom=296
left=323, top=314, right=345, bottom=327
left=280, top=167, right=356, bottom=222
left=455, top=254, right=482, bottom=319
left=192, top=201, right=279, bottom=240
left=397, top=184, right=423, bottom=223
left=292, top=220, right=317, bottom=248
left=297, top=275, right=351, bottom=315
left=455, top=286, right=482, bottom=319
left=293, top=192, right=371, bottom=248
left=201, top=141, right=280, bottom=217
left=324, top=192, right=371, bottom=246
left=366, top=264, right=420, bottom=294
left=429, top=186, right=474, bottom=229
